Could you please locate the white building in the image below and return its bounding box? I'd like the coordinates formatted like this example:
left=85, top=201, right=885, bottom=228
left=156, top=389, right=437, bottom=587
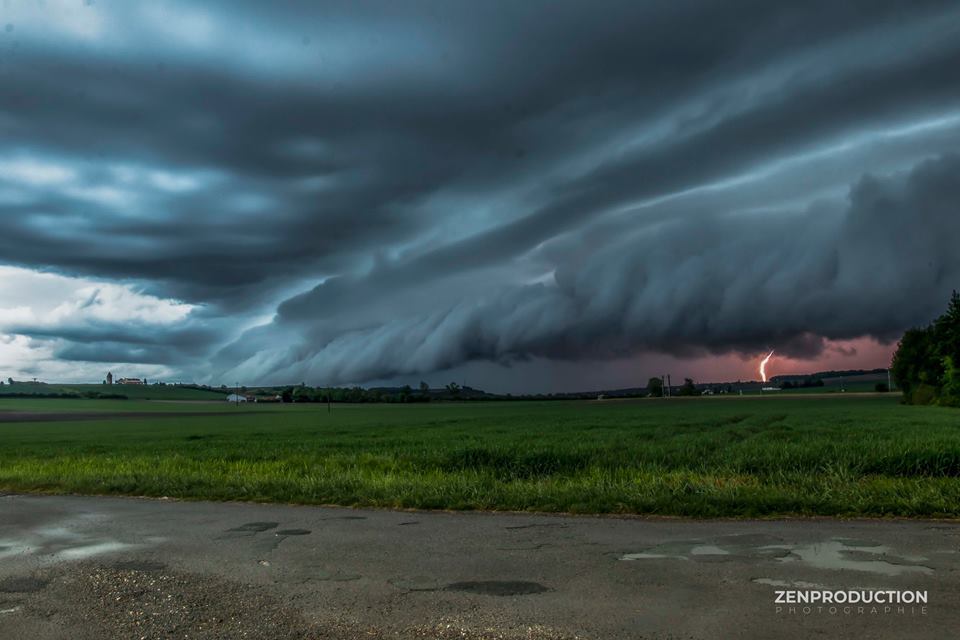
left=226, top=393, right=248, bottom=402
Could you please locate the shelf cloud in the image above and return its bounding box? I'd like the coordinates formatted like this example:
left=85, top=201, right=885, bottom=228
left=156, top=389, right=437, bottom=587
left=2, top=0, right=959, bottom=389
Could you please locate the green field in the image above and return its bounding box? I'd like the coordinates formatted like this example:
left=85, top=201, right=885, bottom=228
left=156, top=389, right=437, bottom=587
left=1, top=396, right=958, bottom=518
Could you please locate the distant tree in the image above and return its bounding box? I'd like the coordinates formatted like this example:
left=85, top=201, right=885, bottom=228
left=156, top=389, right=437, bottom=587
left=7, top=377, right=13, bottom=386
left=677, top=378, right=699, bottom=396
left=292, top=386, right=313, bottom=403
left=647, top=377, right=664, bottom=398
left=419, top=381, right=429, bottom=394
left=281, top=387, right=293, bottom=403
left=446, top=382, right=461, bottom=397
left=875, top=382, right=889, bottom=393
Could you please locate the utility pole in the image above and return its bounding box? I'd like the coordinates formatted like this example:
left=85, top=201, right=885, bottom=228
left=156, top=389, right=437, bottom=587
left=666, top=374, right=672, bottom=398
left=887, top=368, right=893, bottom=392
left=235, top=381, right=239, bottom=406
left=661, top=375, right=666, bottom=398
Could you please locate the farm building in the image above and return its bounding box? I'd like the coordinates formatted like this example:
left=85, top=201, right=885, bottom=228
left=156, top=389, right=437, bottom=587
left=225, top=393, right=248, bottom=402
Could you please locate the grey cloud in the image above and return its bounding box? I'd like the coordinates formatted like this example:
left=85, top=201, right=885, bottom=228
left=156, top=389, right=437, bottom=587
left=8, top=317, right=224, bottom=367
left=1, top=0, right=959, bottom=386
left=219, top=154, right=960, bottom=385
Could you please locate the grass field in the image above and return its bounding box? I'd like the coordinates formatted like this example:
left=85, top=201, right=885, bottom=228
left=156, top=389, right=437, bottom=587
left=1, top=395, right=958, bottom=518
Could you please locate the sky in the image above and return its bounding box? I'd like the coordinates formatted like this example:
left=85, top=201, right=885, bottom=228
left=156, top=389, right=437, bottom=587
left=1, top=0, right=958, bottom=393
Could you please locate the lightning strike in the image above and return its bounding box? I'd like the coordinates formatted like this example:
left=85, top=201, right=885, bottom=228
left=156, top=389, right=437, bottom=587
left=759, top=349, right=775, bottom=383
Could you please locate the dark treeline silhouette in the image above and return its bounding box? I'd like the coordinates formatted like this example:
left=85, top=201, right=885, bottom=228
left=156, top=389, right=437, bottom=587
left=892, top=291, right=960, bottom=406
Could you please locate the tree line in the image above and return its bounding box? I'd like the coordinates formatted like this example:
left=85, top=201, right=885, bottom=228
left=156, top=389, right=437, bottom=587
left=892, top=291, right=960, bottom=406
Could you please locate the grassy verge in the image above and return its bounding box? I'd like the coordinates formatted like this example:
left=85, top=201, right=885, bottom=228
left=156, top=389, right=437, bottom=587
left=1, top=396, right=958, bottom=517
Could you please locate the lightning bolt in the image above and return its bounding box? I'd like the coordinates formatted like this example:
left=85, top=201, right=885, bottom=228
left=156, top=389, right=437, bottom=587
left=759, top=350, right=775, bottom=383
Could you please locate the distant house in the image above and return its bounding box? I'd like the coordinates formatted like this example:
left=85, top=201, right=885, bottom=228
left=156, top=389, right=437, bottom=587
left=253, top=395, right=282, bottom=403
left=117, top=377, right=145, bottom=385
left=226, top=393, right=248, bottom=402
left=761, top=386, right=781, bottom=392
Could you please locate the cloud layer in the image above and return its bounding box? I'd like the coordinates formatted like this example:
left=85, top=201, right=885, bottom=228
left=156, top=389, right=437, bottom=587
left=1, top=0, right=959, bottom=389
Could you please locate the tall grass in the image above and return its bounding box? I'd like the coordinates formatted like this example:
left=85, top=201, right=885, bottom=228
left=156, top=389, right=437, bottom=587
left=1, top=396, right=958, bottom=517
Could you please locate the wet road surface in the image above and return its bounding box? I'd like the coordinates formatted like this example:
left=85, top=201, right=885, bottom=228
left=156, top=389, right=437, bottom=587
left=1, top=494, right=957, bottom=639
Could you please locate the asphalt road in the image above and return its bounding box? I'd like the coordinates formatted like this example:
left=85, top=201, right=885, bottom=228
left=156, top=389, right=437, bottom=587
left=1, top=495, right=957, bottom=639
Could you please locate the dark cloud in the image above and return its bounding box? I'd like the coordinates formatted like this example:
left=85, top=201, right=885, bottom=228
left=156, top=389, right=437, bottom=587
left=1, top=0, right=958, bottom=387
left=220, top=154, right=960, bottom=384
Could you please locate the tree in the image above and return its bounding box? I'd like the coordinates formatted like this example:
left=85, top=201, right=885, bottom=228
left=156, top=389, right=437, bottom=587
left=293, top=386, right=313, bottom=403
left=647, top=377, right=664, bottom=397
left=942, top=356, right=960, bottom=407
left=281, top=387, right=293, bottom=403
left=446, top=382, right=461, bottom=397
left=892, top=291, right=960, bottom=406
left=7, top=377, right=13, bottom=386
left=419, top=381, right=429, bottom=394
left=677, top=378, right=699, bottom=396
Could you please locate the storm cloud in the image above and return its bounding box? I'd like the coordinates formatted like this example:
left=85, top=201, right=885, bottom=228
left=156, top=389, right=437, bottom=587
left=1, top=0, right=959, bottom=389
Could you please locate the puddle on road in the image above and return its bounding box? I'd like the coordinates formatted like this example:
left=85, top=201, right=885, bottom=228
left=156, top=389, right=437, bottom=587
left=275, top=529, right=311, bottom=536
left=55, top=541, right=135, bottom=561
left=620, top=540, right=727, bottom=561
left=620, top=537, right=935, bottom=576
left=0, top=517, right=141, bottom=564
left=0, top=606, right=22, bottom=615
left=690, top=545, right=730, bottom=556
left=769, top=540, right=933, bottom=576
left=752, top=578, right=827, bottom=588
